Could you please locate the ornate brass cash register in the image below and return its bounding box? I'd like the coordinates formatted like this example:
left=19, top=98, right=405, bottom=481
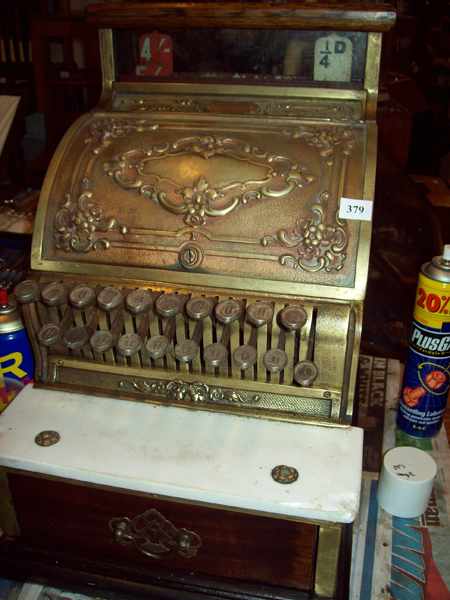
left=15, top=2, right=394, bottom=426
left=1, top=4, right=394, bottom=599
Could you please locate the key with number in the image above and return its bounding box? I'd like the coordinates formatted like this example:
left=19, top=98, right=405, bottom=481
left=174, top=297, right=213, bottom=367
left=204, top=298, right=242, bottom=371
left=146, top=293, right=182, bottom=360
left=294, top=307, right=318, bottom=386
left=233, top=302, right=273, bottom=373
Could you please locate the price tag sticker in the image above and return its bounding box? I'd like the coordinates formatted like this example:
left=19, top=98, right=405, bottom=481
left=339, top=198, right=373, bottom=221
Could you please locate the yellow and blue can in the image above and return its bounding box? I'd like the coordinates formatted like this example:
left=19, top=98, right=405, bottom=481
left=0, top=289, right=34, bottom=406
left=397, top=245, right=450, bottom=437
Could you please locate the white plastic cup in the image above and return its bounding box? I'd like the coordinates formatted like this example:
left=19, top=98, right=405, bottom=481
left=377, top=446, right=437, bottom=518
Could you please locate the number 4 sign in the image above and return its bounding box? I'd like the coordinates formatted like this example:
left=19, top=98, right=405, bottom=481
left=314, top=34, right=353, bottom=83
left=136, top=32, right=173, bottom=77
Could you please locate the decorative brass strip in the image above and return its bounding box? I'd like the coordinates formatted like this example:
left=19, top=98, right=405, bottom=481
left=0, top=469, right=19, bottom=538
left=109, top=508, right=202, bottom=559
left=118, top=378, right=260, bottom=405
left=314, top=524, right=342, bottom=598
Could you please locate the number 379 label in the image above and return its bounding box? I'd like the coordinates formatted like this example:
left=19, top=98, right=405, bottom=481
left=339, top=198, right=373, bottom=221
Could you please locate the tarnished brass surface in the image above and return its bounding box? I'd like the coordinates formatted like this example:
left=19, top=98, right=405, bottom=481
left=22, top=4, right=392, bottom=426
left=314, top=524, right=342, bottom=598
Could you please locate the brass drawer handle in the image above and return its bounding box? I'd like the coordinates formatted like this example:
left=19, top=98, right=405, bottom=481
left=109, top=508, right=202, bottom=559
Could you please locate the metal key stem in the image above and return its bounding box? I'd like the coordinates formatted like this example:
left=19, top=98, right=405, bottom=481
left=294, top=307, right=318, bottom=387
left=146, top=293, right=181, bottom=361
left=174, top=297, right=213, bottom=365
left=204, top=299, right=242, bottom=371
left=233, top=302, right=273, bottom=373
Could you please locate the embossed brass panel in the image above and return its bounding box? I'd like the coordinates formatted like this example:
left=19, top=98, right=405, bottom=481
left=22, top=2, right=394, bottom=426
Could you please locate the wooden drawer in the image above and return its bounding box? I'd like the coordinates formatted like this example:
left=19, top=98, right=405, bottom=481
left=7, top=471, right=318, bottom=593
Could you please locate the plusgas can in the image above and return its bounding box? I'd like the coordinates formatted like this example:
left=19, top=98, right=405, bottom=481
left=397, top=245, right=450, bottom=437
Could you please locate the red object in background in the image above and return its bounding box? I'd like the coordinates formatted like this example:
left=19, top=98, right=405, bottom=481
left=136, top=32, right=173, bottom=77
left=0, top=288, right=8, bottom=307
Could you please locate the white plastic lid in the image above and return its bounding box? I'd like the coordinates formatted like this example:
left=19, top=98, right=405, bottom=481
left=377, top=446, right=437, bottom=518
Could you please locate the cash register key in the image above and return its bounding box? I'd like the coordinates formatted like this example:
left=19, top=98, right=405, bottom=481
left=279, top=305, right=307, bottom=331
left=126, top=289, right=153, bottom=315
left=14, top=279, right=41, bottom=304
left=38, top=323, right=61, bottom=347
left=263, top=348, right=289, bottom=373
left=174, top=338, right=199, bottom=363
left=186, top=297, right=213, bottom=320
left=90, top=330, right=113, bottom=353
left=246, top=302, right=273, bottom=327
left=69, top=284, right=96, bottom=309
left=155, top=293, right=181, bottom=318
left=233, top=344, right=257, bottom=371
left=294, top=360, right=319, bottom=386
left=41, top=281, right=68, bottom=306
left=97, top=286, right=123, bottom=312
left=117, top=332, right=143, bottom=357
left=63, top=325, right=89, bottom=350
left=204, top=342, right=228, bottom=367
left=215, top=299, right=242, bottom=325
left=146, top=335, right=170, bottom=359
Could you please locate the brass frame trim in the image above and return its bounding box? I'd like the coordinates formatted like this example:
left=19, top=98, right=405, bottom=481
left=113, top=80, right=366, bottom=103
left=99, top=29, right=115, bottom=107
left=314, top=524, right=342, bottom=598
left=0, top=468, right=19, bottom=537
left=364, top=33, right=382, bottom=119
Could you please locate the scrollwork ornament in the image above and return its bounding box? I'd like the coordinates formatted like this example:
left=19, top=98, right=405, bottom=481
left=54, top=184, right=127, bottom=253
left=261, top=195, right=348, bottom=273
left=84, top=118, right=159, bottom=155
left=104, top=135, right=315, bottom=226
left=283, top=126, right=355, bottom=166
left=118, top=378, right=260, bottom=405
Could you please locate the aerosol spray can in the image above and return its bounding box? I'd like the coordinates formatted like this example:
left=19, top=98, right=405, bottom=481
left=0, top=288, right=34, bottom=406
left=397, top=245, right=450, bottom=437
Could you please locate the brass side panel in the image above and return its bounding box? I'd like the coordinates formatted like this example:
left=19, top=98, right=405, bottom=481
left=0, top=469, right=19, bottom=537
left=33, top=108, right=370, bottom=299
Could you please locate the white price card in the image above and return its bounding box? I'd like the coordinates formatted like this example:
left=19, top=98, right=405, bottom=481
left=314, top=34, right=353, bottom=83
left=339, top=198, right=373, bottom=221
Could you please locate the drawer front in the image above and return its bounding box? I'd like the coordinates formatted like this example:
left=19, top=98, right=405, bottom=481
left=8, top=471, right=317, bottom=592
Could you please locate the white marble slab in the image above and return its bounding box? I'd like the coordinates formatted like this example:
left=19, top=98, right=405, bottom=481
left=0, top=385, right=363, bottom=523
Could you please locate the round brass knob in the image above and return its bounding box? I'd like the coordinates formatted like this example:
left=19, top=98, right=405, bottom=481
left=90, top=330, right=113, bottom=353
left=38, top=323, right=61, bottom=347
left=126, top=289, right=153, bottom=315
left=41, top=281, right=67, bottom=306
left=146, top=335, right=170, bottom=359
left=97, top=286, right=123, bottom=311
left=174, top=338, right=199, bottom=363
left=14, top=279, right=40, bottom=304
left=294, top=360, right=318, bottom=386
left=186, top=297, right=213, bottom=320
left=63, top=326, right=89, bottom=350
left=117, top=333, right=143, bottom=357
left=69, top=284, right=96, bottom=309
left=246, top=302, right=273, bottom=327
left=279, top=305, right=307, bottom=331
left=263, top=348, right=288, bottom=373
left=204, top=342, right=228, bottom=367
left=233, top=344, right=257, bottom=370
left=155, top=294, right=181, bottom=318
left=215, top=299, right=241, bottom=324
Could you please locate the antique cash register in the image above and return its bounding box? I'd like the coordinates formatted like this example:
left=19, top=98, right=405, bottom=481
left=0, top=3, right=395, bottom=599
